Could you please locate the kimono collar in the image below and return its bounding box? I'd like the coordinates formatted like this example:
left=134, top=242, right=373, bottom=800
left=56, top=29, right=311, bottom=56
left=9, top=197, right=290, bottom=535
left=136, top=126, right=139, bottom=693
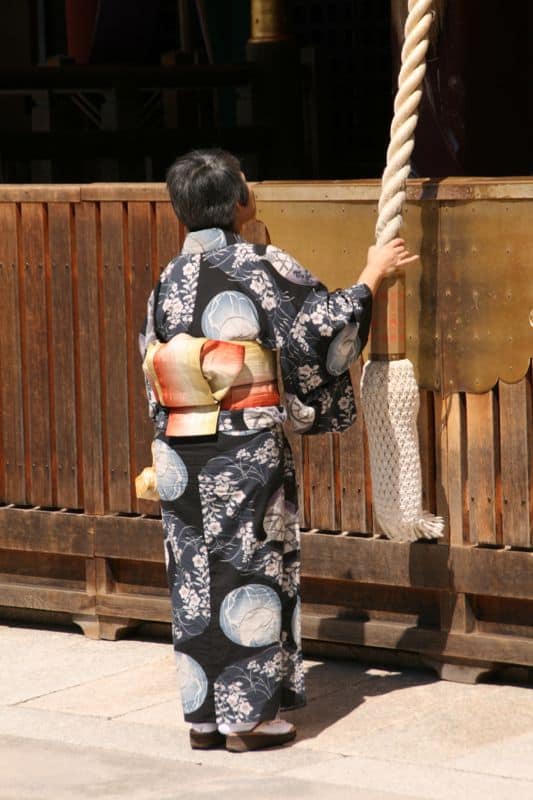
left=181, top=228, right=242, bottom=255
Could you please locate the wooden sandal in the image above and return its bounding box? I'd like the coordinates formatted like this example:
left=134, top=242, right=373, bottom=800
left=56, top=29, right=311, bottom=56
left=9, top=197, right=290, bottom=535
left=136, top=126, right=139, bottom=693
left=189, top=729, right=226, bottom=750
left=225, top=722, right=296, bottom=752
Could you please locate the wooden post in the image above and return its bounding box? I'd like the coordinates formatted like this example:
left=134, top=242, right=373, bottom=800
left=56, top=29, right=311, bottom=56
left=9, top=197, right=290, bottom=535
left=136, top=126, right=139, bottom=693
left=369, top=276, right=406, bottom=359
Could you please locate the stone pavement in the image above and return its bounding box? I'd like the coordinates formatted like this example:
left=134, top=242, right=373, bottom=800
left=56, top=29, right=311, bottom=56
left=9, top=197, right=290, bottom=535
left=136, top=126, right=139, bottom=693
left=1, top=623, right=533, bottom=800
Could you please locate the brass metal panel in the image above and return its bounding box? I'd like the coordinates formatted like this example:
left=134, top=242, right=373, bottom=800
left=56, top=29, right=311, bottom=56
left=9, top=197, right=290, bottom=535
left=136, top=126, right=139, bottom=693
left=256, top=187, right=533, bottom=393
left=440, top=201, right=533, bottom=393
left=402, top=202, right=441, bottom=390
left=255, top=197, right=440, bottom=390
left=254, top=198, right=377, bottom=290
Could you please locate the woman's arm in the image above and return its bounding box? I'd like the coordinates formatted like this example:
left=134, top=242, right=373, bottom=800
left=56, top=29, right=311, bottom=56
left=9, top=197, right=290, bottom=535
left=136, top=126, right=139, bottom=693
left=356, top=238, right=419, bottom=296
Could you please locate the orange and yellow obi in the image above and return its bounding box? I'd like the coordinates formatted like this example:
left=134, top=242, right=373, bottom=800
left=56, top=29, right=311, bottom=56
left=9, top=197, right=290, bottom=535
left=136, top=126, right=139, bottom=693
left=142, top=333, right=280, bottom=437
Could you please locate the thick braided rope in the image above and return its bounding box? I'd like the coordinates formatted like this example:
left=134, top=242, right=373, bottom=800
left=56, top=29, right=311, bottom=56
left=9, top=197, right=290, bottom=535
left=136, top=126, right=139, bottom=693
left=376, top=0, right=434, bottom=247
left=361, top=0, right=444, bottom=541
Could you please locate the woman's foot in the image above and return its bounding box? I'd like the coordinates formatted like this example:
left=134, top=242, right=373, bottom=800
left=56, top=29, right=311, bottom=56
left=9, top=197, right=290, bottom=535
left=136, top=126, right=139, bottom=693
left=189, top=723, right=225, bottom=750
left=222, top=720, right=296, bottom=753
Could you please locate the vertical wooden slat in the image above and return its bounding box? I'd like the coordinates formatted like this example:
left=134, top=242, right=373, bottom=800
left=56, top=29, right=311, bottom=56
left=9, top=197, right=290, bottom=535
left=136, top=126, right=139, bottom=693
left=433, top=394, right=449, bottom=541
left=155, top=201, right=181, bottom=275
left=48, top=203, right=79, bottom=508
left=466, top=390, right=500, bottom=545
left=307, top=433, right=336, bottom=530
left=435, top=393, right=467, bottom=546
left=338, top=361, right=368, bottom=532
left=100, top=202, right=131, bottom=512
left=499, top=377, right=532, bottom=547
left=75, top=202, right=104, bottom=514
left=0, top=204, right=26, bottom=503
left=20, top=203, right=53, bottom=506
left=445, top=393, right=467, bottom=546
left=417, top=390, right=436, bottom=517
left=128, top=202, right=158, bottom=514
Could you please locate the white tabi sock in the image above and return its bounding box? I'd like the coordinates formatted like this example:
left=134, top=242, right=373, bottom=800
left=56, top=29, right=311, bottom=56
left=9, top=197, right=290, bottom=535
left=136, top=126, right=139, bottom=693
left=218, top=722, right=256, bottom=734
left=191, top=723, right=218, bottom=733
left=218, top=720, right=293, bottom=735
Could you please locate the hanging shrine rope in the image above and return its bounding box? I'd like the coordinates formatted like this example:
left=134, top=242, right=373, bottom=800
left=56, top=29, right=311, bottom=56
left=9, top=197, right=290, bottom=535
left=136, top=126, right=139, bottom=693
left=360, top=0, right=445, bottom=541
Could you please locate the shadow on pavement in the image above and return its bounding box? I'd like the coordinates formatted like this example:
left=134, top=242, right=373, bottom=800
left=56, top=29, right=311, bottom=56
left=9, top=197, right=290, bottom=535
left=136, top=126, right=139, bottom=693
left=286, top=660, right=437, bottom=743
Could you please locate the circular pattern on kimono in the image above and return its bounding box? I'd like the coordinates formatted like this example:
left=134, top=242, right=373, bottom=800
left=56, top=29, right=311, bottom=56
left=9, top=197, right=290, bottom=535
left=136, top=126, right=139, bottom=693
left=219, top=584, right=282, bottom=647
left=153, top=439, right=188, bottom=502
left=326, top=322, right=361, bottom=376
left=201, top=291, right=260, bottom=340
left=175, top=653, right=208, bottom=713
left=292, top=598, right=301, bottom=646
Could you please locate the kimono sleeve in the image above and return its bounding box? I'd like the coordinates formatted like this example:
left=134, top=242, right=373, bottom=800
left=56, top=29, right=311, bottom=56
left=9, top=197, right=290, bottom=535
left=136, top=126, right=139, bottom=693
left=279, top=275, right=373, bottom=435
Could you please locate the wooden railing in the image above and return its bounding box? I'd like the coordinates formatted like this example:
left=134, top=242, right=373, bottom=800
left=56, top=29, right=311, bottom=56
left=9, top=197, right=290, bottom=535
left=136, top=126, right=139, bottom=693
left=0, top=180, right=532, bottom=680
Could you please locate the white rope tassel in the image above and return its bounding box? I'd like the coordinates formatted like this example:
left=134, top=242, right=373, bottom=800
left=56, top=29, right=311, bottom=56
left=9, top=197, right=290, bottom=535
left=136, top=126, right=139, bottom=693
left=361, top=0, right=444, bottom=542
left=361, top=360, right=444, bottom=541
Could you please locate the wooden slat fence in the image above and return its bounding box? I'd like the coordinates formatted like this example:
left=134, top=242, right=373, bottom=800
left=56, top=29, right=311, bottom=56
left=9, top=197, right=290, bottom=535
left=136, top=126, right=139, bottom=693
left=0, top=186, right=182, bottom=515
left=0, top=181, right=532, bottom=679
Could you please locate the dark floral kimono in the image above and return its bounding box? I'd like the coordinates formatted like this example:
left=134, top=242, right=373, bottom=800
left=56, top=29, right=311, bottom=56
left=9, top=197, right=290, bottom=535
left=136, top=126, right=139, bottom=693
left=140, top=227, right=372, bottom=725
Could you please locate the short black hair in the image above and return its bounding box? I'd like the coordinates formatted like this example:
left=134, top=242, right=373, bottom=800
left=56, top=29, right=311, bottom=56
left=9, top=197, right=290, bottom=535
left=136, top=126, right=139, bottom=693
left=165, top=149, right=248, bottom=231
